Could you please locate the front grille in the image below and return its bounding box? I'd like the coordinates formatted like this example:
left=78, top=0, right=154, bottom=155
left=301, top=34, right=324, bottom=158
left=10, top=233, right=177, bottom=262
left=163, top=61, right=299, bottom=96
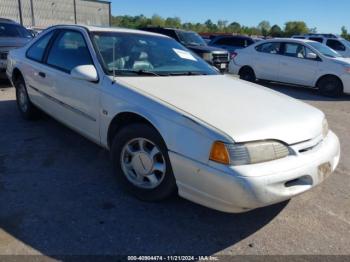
left=213, top=53, right=229, bottom=63
left=0, top=52, right=8, bottom=60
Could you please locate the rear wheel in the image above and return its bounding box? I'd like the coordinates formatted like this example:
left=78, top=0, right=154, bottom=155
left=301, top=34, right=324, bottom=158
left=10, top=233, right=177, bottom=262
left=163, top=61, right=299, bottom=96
left=317, top=76, right=343, bottom=97
left=111, top=123, right=177, bottom=201
left=239, top=67, right=256, bottom=82
left=15, top=76, right=39, bottom=120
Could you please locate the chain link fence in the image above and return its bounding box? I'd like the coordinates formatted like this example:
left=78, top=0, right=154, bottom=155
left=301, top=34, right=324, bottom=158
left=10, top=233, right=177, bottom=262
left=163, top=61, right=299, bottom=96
left=0, top=0, right=111, bottom=28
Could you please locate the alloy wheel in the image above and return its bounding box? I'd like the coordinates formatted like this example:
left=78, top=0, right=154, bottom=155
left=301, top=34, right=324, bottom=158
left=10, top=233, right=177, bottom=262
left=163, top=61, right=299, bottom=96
left=120, top=138, right=166, bottom=189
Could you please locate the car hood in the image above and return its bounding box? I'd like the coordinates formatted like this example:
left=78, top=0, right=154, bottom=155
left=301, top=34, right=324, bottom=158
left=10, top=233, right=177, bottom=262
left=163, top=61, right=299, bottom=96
left=0, top=37, right=31, bottom=49
left=116, top=75, right=324, bottom=144
left=186, top=44, right=228, bottom=54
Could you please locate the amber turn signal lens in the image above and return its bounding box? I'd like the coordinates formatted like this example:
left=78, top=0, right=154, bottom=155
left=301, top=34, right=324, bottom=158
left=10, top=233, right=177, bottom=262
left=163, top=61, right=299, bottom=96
left=210, top=141, right=230, bottom=165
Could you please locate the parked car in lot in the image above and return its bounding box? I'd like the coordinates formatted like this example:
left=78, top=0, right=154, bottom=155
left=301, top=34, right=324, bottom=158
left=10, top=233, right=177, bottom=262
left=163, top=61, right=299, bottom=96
left=208, top=35, right=256, bottom=57
left=0, top=18, right=33, bottom=75
left=229, top=38, right=350, bottom=97
left=140, top=27, right=229, bottom=72
left=292, top=34, right=350, bottom=58
left=7, top=25, right=340, bottom=213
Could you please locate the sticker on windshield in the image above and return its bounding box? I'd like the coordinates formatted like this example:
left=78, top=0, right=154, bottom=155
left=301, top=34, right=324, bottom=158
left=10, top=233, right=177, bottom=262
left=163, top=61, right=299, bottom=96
left=173, top=48, right=197, bottom=61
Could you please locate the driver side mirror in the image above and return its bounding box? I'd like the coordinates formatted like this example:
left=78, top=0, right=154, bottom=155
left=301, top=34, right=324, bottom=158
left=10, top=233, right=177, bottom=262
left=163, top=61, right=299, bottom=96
left=306, top=52, right=318, bottom=60
left=71, top=65, right=98, bottom=82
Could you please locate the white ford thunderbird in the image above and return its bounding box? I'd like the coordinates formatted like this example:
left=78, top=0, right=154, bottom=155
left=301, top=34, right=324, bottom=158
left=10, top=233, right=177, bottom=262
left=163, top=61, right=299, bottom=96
left=6, top=25, right=340, bottom=213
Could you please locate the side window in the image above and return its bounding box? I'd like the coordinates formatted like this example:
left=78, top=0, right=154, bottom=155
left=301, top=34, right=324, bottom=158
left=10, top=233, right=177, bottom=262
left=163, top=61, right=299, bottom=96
left=283, top=43, right=306, bottom=58
left=232, top=38, right=245, bottom=47
left=47, top=30, right=93, bottom=73
left=214, top=37, right=230, bottom=45
left=255, top=42, right=281, bottom=54
left=166, top=30, right=179, bottom=40
left=309, top=37, right=323, bottom=43
left=26, top=31, right=54, bottom=62
left=326, top=39, right=346, bottom=51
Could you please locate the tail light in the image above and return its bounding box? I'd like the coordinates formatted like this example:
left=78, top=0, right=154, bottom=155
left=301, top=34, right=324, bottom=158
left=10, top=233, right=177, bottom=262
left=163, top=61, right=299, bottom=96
left=230, top=52, right=238, bottom=59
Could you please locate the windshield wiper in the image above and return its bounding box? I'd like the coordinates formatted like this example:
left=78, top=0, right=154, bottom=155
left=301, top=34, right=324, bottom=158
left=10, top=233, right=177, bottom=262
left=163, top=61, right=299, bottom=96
left=168, top=71, right=208, bottom=76
left=111, top=69, right=161, bottom=76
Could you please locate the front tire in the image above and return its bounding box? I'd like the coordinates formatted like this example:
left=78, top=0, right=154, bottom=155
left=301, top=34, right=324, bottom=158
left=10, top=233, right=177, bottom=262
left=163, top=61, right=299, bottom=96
left=15, top=76, right=39, bottom=120
left=239, top=67, right=256, bottom=82
left=317, top=76, right=343, bottom=97
left=111, top=123, right=177, bottom=201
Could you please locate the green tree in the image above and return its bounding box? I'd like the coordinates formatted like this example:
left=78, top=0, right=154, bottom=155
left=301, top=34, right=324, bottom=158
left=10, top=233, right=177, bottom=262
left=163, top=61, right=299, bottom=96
left=309, top=27, right=317, bottom=34
left=204, top=19, right=218, bottom=33
left=284, top=21, right=309, bottom=37
left=258, top=20, right=271, bottom=37
left=150, top=14, right=165, bottom=27
left=269, top=24, right=283, bottom=37
left=217, top=20, right=228, bottom=32
left=227, top=22, right=241, bottom=33
left=341, top=26, right=350, bottom=40
left=165, top=17, right=182, bottom=28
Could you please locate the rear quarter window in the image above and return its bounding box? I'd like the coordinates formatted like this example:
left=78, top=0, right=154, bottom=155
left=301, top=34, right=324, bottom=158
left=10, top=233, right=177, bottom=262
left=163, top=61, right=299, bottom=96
left=326, top=39, right=346, bottom=51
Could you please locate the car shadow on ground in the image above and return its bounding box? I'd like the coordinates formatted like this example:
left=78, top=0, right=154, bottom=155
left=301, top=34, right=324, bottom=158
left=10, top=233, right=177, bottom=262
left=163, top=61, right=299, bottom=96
left=0, top=78, right=11, bottom=87
left=260, top=81, right=350, bottom=102
left=0, top=98, right=288, bottom=256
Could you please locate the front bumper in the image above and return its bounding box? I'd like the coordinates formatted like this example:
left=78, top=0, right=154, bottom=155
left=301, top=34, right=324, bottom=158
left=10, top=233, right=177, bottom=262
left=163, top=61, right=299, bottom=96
left=212, top=62, right=229, bottom=73
left=169, top=131, right=340, bottom=213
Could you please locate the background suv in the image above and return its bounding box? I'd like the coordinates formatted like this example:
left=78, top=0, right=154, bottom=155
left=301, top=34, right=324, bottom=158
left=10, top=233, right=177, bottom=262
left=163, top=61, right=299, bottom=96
left=292, top=34, right=350, bottom=57
left=0, top=18, right=32, bottom=77
left=209, top=35, right=256, bottom=57
left=140, top=27, right=230, bottom=72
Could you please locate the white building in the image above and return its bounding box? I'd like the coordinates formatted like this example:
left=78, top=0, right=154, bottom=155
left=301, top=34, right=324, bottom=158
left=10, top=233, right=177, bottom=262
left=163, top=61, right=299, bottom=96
left=0, top=0, right=111, bottom=28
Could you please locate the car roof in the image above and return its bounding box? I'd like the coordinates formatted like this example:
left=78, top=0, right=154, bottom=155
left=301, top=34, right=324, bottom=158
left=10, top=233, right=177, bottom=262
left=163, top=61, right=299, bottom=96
left=0, top=18, right=20, bottom=25
left=260, top=38, right=316, bottom=44
left=213, top=35, right=253, bottom=39
left=292, top=34, right=341, bottom=39
left=141, top=27, right=198, bottom=34
left=45, top=24, right=170, bottom=38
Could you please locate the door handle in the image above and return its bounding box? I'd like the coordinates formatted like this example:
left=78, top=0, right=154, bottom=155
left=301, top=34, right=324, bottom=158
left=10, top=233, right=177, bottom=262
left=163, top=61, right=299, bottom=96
left=38, top=72, right=46, bottom=78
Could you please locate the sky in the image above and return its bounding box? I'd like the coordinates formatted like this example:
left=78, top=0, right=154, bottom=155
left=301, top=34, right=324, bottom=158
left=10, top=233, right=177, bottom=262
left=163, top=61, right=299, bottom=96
left=110, top=0, right=349, bottom=34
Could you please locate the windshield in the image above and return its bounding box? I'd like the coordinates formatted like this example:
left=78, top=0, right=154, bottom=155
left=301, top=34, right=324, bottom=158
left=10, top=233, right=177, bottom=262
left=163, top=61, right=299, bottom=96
left=176, top=31, right=207, bottom=46
left=0, top=23, right=32, bottom=38
left=308, top=42, right=341, bottom=58
left=92, top=32, right=218, bottom=76
left=344, top=40, right=350, bottom=48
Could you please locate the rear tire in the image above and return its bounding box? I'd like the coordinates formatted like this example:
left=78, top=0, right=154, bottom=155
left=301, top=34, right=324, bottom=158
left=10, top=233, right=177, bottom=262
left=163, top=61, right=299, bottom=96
left=317, top=76, right=343, bottom=98
left=15, top=76, right=40, bottom=120
left=111, top=123, right=177, bottom=201
left=239, top=67, right=256, bottom=82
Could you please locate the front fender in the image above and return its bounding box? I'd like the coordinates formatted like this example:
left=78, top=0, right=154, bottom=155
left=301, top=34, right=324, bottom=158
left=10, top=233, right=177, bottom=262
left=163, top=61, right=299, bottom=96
left=100, top=77, right=232, bottom=164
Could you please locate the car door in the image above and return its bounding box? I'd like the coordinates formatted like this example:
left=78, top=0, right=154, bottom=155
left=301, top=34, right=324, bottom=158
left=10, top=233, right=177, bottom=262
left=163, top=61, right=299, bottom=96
left=22, top=30, right=56, bottom=109
left=43, top=29, right=101, bottom=143
left=278, top=42, right=320, bottom=86
left=253, top=41, right=282, bottom=81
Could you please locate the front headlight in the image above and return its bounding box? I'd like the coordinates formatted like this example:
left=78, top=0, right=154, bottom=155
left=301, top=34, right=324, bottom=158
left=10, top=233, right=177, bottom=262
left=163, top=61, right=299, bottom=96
left=202, top=53, right=213, bottom=62
left=322, top=118, right=329, bottom=138
left=210, top=140, right=291, bottom=166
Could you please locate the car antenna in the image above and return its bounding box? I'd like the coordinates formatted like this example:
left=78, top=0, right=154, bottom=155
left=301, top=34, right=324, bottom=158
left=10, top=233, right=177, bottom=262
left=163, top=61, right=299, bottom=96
left=112, top=37, right=116, bottom=83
